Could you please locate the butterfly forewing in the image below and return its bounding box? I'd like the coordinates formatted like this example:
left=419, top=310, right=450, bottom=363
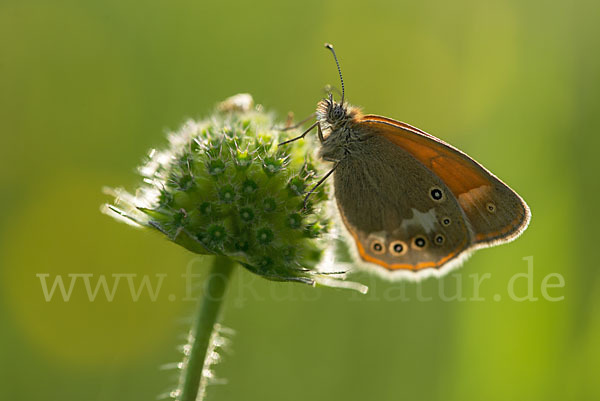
left=359, top=116, right=531, bottom=246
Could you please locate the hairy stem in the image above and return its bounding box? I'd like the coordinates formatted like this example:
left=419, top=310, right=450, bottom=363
left=178, top=256, right=236, bottom=401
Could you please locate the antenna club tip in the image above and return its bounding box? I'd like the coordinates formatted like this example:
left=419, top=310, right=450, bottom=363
left=324, top=43, right=333, bottom=49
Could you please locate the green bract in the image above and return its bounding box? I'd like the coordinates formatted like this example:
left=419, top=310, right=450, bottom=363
left=103, top=94, right=364, bottom=291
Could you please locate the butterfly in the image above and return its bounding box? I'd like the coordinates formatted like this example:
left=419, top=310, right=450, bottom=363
left=280, top=43, right=531, bottom=279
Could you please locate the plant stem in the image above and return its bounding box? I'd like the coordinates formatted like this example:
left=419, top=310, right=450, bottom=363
left=179, top=256, right=236, bottom=401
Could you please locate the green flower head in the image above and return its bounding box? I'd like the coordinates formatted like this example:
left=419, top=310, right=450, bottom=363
left=103, top=94, right=366, bottom=292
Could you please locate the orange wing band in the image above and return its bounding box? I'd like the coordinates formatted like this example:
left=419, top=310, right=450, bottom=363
left=349, top=225, right=469, bottom=271
left=361, top=116, right=491, bottom=197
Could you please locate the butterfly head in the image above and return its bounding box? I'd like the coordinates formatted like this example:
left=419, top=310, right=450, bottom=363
left=317, top=93, right=349, bottom=126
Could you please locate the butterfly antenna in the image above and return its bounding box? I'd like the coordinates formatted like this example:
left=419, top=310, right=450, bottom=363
left=324, top=43, right=345, bottom=104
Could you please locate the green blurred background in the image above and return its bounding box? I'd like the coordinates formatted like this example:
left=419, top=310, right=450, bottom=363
left=1, top=0, right=599, bottom=400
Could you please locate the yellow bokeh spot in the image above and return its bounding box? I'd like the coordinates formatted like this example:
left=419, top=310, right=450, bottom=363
left=0, top=172, right=199, bottom=367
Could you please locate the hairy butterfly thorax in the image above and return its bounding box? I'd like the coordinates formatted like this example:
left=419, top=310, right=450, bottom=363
left=316, top=96, right=365, bottom=162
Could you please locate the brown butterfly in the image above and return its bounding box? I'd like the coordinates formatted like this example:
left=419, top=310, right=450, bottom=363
left=281, top=43, right=530, bottom=279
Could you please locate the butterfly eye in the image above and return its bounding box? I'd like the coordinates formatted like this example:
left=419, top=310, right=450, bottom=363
left=434, top=234, right=446, bottom=245
left=441, top=217, right=451, bottom=226
left=412, top=235, right=428, bottom=250
left=330, top=104, right=345, bottom=121
left=389, top=240, right=408, bottom=256
left=486, top=202, right=497, bottom=214
left=370, top=240, right=386, bottom=255
left=429, top=186, right=445, bottom=202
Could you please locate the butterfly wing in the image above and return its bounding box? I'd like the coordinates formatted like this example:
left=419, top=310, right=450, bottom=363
left=359, top=115, right=531, bottom=246
left=333, top=133, right=474, bottom=272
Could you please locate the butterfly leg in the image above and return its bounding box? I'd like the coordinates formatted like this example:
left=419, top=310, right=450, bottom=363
left=303, top=161, right=339, bottom=209
left=323, top=84, right=342, bottom=98
left=317, top=122, right=324, bottom=143
left=275, top=112, right=317, bottom=132
left=284, top=111, right=294, bottom=128
left=278, top=121, right=319, bottom=146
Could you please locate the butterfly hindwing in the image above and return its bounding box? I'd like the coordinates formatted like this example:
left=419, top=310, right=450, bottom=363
left=333, top=134, right=473, bottom=271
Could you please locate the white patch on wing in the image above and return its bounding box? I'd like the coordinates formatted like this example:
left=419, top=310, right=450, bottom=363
left=400, top=208, right=438, bottom=234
